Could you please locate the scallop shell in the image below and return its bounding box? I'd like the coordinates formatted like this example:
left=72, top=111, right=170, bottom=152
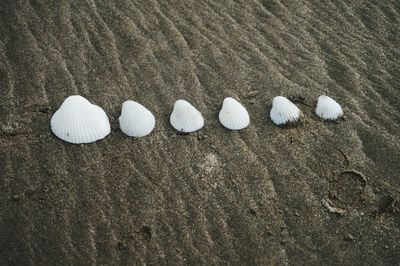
left=219, top=97, right=250, bottom=130
left=270, top=96, right=301, bottom=125
left=119, top=100, right=155, bottom=137
left=315, top=95, right=343, bottom=120
left=50, top=95, right=110, bottom=144
left=170, top=99, right=204, bottom=133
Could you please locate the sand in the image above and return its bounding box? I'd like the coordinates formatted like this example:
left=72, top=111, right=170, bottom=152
left=0, top=0, right=399, bottom=265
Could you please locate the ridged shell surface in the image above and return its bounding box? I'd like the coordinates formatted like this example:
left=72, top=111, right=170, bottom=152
left=119, top=100, right=155, bottom=137
left=170, top=100, right=204, bottom=133
left=315, top=95, right=343, bottom=120
left=50, top=95, right=110, bottom=144
left=219, top=97, right=250, bottom=130
left=270, top=96, right=301, bottom=125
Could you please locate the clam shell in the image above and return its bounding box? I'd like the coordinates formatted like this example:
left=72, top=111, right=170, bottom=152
left=119, top=100, right=155, bottom=137
left=270, top=96, right=301, bottom=125
left=219, top=97, right=250, bottom=130
left=50, top=95, right=110, bottom=144
left=170, top=99, right=204, bottom=133
left=315, top=95, right=343, bottom=120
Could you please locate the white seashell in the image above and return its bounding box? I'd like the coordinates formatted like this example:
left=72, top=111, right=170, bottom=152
left=170, top=99, right=204, bottom=133
left=218, top=97, right=250, bottom=130
left=270, top=96, right=301, bottom=125
left=50, top=95, right=110, bottom=144
left=315, top=95, right=343, bottom=121
left=119, top=100, right=155, bottom=137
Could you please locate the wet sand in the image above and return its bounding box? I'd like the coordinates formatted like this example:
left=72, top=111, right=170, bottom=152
left=0, top=0, right=399, bottom=265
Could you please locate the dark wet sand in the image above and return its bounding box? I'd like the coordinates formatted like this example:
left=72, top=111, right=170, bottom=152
left=0, top=0, right=399, bottom=265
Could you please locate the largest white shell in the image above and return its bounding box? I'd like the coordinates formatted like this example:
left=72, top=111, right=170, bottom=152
left=219, top=97, right=250, bottom=130
left=315, top=95, right=343, bottom=120
left=119, top=100, right=155, bottom=137
left=270, top=96, right=301, bottom=125
left=50, top=95, right=110, bottom=144
left=170, top=100, right=204, bottom=133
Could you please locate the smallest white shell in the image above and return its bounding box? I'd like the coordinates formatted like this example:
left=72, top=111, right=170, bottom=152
left=219, top=97, right=250, bottom=130
left=315, top=95, right=343, bottom=121
left=119, top=101, right=155, bottom=137
left=270, top=96, right=301, bottom=125
left=170, top=100, right=204, bottom=133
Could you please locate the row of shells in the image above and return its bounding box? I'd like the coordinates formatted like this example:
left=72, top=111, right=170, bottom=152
left=50, top=95, right=343, bottom=144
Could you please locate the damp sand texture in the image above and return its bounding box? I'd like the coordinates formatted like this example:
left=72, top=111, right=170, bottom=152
left=0, top=1, right=400, bottom=265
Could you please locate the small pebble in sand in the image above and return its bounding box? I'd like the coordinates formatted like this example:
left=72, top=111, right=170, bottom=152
left=50, top=95, right=110, bottom=144
left=344, top=233, right=354, bottom=241
left=119, top=100, right=155, bottom=138
left=270, top=96, right=301, bottom=125
left=12, top=195, right=21, bottom=201
left=219, top=97, right=250, bottom=130
left=170, top=99, right=204, bottom=133
left=315, top=95, right=343, bottom=121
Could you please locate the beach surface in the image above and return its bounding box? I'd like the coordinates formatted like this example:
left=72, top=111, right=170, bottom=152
left=0, top=0, right=399, bottom=265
